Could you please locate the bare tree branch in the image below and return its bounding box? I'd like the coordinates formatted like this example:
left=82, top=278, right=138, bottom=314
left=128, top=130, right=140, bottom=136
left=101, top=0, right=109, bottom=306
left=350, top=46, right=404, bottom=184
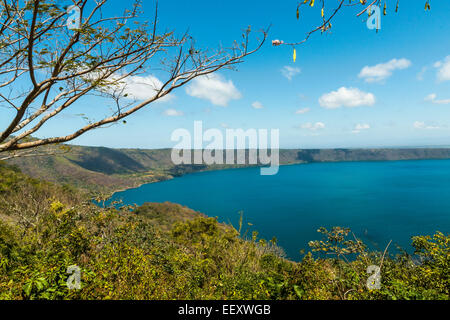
left=273, top=0, right=430, bottom=48
left=0, top=0, right=267, bottom=155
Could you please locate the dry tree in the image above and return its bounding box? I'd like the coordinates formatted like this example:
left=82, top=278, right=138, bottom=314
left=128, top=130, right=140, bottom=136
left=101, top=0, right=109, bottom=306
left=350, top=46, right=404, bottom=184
left=0, top=0, right=267, bottom=160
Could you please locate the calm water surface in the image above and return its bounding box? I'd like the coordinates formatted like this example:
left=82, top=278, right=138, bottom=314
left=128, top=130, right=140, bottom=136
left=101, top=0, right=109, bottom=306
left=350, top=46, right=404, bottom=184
left=109, top=160, right=450, bottom=260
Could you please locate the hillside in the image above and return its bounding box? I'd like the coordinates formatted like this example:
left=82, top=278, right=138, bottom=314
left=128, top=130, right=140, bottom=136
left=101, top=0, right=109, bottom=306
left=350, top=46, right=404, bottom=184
left=0, top=162, right=448, bottom=300
left=7, top=145, right=450, bottom=193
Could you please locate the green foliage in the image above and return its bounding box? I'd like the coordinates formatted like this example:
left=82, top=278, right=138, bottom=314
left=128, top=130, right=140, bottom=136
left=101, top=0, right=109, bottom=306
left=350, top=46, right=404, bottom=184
left=309, top=227, right=366, bottom=257
left=411, top=232, right=449, bottom=296
left=0, top=163, right=448, bottom=300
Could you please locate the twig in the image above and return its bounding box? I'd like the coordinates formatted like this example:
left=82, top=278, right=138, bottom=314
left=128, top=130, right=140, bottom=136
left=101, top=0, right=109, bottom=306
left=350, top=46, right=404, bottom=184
left=379, top=239, right=392, bottom=271
left=356, top=0, right=379, bottom=17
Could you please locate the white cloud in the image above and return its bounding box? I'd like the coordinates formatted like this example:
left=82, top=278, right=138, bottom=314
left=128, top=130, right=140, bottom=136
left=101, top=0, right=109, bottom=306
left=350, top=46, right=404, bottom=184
left=319, top=87, right=375, bottom=109
left=413, top=121, right=424, bottom=129
left=352, top=123, right=370, bottom=134
left=425, top=93, right=437, bottom=101
left=434, top=56, right=450, bottom=82
left=122, top=75, right=168, bottom=101
left=185, top=74, right=241, bottom=106
left=417, top=66, right=428, bottom=81
left=295, top=107, right=310, bottom=114
left=252, top=101, right=264, bottom=109
left=301, top=122, right=325, bottom=131
left=355, top=123, right=370, bottom=130
left=163, top=108, right=184, bottom=116
left=281, top=66, right=301, bottom=80
left=358, top=58, right=411, bottom=83
left=95, top=74, right=173, bottom=102
left=425, top=93, right=450, bottom=105
left=413, top=121, right=440, bottom=130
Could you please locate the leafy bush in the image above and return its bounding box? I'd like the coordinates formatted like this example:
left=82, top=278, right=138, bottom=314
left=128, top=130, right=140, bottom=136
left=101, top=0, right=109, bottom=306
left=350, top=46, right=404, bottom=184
left=0, top=163, right=448, bottom=300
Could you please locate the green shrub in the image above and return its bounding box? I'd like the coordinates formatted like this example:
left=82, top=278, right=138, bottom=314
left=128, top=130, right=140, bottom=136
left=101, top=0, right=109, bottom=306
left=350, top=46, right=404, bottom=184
left=0, top=163, right=448, bottom=300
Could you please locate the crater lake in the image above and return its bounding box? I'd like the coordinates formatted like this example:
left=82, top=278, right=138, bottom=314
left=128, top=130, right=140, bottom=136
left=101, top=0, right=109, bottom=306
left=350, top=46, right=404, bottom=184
left=108, top=159, right=450, bottom=260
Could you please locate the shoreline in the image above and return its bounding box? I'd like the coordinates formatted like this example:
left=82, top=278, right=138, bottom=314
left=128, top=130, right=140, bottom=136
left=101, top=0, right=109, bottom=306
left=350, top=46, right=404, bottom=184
left=106, top=161, right=305, bottom=197
left=107, top=156, right=450, bottom=198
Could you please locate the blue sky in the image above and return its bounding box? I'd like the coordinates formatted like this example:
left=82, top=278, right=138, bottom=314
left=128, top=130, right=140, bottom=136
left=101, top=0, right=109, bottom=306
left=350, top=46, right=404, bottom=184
left=3, top=0, right=450, bottom=149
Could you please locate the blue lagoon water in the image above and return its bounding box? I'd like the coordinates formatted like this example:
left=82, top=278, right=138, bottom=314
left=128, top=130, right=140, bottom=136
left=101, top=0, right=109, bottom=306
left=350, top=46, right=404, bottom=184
left=109, top=160, right=450, bottom=260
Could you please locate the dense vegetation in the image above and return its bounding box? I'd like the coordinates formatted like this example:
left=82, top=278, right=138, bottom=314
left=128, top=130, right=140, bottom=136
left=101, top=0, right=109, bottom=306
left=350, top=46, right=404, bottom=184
left=0, top=162, right=448, bottom=300
left=8, top=145, right=450, bottom=193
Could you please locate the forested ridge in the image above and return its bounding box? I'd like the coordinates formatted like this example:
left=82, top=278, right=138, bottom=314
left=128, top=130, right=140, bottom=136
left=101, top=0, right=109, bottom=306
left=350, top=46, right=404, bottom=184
left=8, top=146, right=450, bottom=193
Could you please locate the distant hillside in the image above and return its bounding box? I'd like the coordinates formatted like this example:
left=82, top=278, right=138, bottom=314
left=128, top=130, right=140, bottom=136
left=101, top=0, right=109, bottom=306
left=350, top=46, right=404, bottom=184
left=7, top=145, right=450, bottom=193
